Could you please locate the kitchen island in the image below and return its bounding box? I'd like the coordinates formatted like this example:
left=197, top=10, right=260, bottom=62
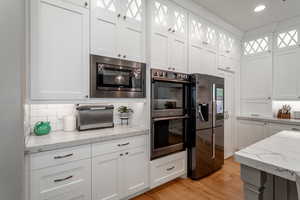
left=235, top=130, right=300, bottom=200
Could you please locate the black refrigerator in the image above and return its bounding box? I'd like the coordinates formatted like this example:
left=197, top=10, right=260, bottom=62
left=187, top=74, right=224, bottom=179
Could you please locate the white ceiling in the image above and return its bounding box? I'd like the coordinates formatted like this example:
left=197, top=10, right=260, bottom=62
left=192, top=0, right=300, bottom=31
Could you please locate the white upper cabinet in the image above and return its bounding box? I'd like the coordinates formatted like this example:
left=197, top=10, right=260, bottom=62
left=273, top=27, right=300, bottom=100
left=30, top=0, right=89, bottom=100
left=241, top=53, right=272, bottom=101
left=218, top=32, right=239, bottom=72
left=91, top=0, right=145, bottom=62
left=150, top=0, right=188, bottom=73
left=189, top=15, right=217, bottom=75
left=273, top=47, right=300, bottom=100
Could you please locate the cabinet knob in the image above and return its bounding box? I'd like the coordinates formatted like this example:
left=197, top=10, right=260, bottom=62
left=120, top=153, right=123, bottom=156
left=172, top=68, right=175, bottom=70
left=118, top=54, right=121, bottom=57
left=85, top=95, right=89, bottom=98
left=172, top=29, right=175, bottom=33
left=123, top=16, right=127, bottom=20
left=117, top=14, right=121, bottom=18
left=123, top=55, right=127, bottom=58
left=168, top=28, right=172, bottom=32
left=84, top=1, right=88, bottom=7
left=125, top=152, right=129, bottom=155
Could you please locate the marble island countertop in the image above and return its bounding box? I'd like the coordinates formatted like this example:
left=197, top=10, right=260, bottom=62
left=237, top=114, right=300, bottom=126
left=235, top=130, right=300, bottom=182
left=26, top=125, right=149, bottom=154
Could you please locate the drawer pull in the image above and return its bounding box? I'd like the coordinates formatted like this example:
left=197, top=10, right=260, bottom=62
left=54, top=175, right=73, bottom=183
left=118, top=142, right=130, bottom=147
left=166, top=166, right=175, bottom=171
left=54, top=153, right=74, bottom=159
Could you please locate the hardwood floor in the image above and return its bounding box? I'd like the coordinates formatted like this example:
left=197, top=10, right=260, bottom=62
left=132, top=157, right=244, bottom=200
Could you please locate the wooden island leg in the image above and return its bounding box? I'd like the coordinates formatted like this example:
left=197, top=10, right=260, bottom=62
left=240, top=165, right=273, bottom=200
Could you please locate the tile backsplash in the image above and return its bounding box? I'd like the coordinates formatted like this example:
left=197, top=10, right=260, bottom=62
left=29, top=102, right=148, bottom=133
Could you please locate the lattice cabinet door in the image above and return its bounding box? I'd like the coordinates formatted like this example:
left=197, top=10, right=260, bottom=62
left=151, top=0, right=171, bottom=70
left=119, top=0, right=145, bottom=62
left=169, top=3, right=188, bottom=73
left=152, top=0, right=170, bottom=34
left=276, top=28, right=299, bottom=50
left=190, top=15, right=205, bottom=48
left=170, top=5, right=187, bottom=40
left=90, top=0, right=121, bottom=57
left=202, top=24, right=217, bottom=51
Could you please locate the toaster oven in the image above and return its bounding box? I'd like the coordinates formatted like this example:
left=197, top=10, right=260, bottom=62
left=77, top=105, right=114, bottom=131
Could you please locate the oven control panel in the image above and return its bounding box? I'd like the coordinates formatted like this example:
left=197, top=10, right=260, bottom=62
left=152, top=69, right=189, bottom=82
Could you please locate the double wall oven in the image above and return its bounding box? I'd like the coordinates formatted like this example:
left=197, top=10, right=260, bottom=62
left=151, top=69, right=190, bottom=160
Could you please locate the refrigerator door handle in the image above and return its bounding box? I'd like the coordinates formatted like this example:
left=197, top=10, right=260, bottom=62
left=212, top=83, right=216, bottom=127
left=198, top=105, right=205, bottom=121
left=212, top=133, right=216, bottom=159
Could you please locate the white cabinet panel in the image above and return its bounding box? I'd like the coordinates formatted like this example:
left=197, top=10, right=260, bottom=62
left=92, top=138, right=148, bottom=199
left=241, top=54, right=272, bottom=100
left=123, top=147, right=148, bottom=197
left=150, top=151, right=186, bottom=188
left=151, top=32, right=170, bottom=70
left=273, top=48, right=300, bottom=100
left=90, top=0, right=119, bottom=57
left=31, top=159, right=91, bottom=200
left=170, top=38, right=187, bottom=73
left=92, top=152, right=121, bottom=200
left=30, top=0, right=89, bottom=100
left=91, top=0, right=145, bottom=62
left=199, top=49, right=217, bottom=75
left=151, top=0, right=187, bottom=72
left=237, top=120, right=267, bottom=150
left=267, top=123, right=300, bottom=137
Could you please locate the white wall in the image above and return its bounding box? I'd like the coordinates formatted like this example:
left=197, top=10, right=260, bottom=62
left=0, top=0, right=25, bottom=200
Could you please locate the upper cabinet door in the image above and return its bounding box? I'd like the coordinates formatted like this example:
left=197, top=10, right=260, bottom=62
left=91, top=0, right=120, bottom=57
left=241, top=54, right=272, bottom=101
left=190, top=15, right=204, bottom=48
left=30, top=0, right=89, bottom=100
left=119, top=0, right=145, bottom=62
left=169, top=4, right=187, bottom=73
left=202, top=24, right=217, bottom=51
left=151, top=0, right=171, bottom=69
left=273, top=48, right=300, bottom=100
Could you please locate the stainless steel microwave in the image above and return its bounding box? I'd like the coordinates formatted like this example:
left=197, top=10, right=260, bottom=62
left=90, top=55, right=146, bottom=98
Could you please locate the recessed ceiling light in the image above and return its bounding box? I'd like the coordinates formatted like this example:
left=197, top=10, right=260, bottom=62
left=254, top=4, right=266, bottom=13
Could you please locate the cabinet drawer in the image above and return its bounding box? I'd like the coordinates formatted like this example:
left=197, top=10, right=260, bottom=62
left=150, top=151, right=186, bottom=188
left=31, top=159, right=91, bottom=200
left=30, top=144, right=91, bottom=170
left=92, top=135, right=146, bottom=157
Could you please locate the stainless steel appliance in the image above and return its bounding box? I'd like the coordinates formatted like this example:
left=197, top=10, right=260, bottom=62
left=77, top=105, right=114, bottom=131
left=151, top=69, right=190, bottom=160
left=188, top=74, right=224, bottom=179
left=90, top=55, right=146, bottom=98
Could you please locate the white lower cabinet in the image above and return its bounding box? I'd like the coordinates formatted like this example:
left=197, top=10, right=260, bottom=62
left=267, top=123, right=300, bottom=137
left=237, top=120, right=267, bottom=150
left=237, top=119, right=300, bottom=150
left=30, top=135, right=149, bottom=200
left=92, top=146, right=148, bottom=200
left=31, top=159, right=91, bottom=200
left=150, top=151, right=186, bottom=189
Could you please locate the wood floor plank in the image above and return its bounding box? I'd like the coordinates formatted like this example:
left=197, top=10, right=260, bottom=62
left=132, top=157, right=243, bottom=200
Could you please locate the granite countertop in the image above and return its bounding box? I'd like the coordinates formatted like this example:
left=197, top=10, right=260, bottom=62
left=237, top=114, right=300, bottom=126
left=235, top=130, right=300, bottom=182
left=26, top=125, right=149, bottom=154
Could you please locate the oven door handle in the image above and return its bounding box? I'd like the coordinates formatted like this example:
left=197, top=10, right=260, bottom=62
left=153, top=115, right=189, bottom=122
